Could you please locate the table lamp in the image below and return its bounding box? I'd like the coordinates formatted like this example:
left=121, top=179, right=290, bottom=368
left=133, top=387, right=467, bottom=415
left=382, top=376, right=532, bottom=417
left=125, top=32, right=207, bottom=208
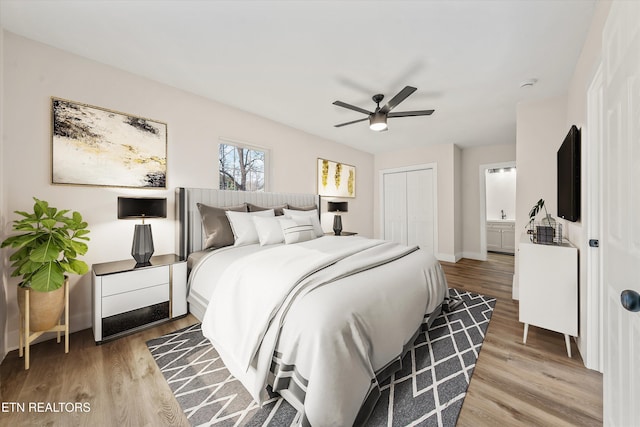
left=118, top=197, right=167, bottom=265
left=327, top=201, right=348, bottom=236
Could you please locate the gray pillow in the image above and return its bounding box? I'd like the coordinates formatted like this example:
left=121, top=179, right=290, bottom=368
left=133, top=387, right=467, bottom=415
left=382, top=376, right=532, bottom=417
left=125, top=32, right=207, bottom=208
left=247, top=203, right=287, bottom=216
left=287, top=204, right=317, bottom=211
left=197, top=203, right=247, bottom=249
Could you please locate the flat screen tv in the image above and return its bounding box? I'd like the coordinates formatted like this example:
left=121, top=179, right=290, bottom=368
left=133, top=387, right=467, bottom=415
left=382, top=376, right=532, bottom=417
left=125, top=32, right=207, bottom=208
left=557, top=125, right=581, bottom=222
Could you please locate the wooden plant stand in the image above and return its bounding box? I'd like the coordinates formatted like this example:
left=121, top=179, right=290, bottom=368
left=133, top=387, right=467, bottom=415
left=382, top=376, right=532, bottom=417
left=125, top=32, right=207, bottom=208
left=18, top=280, right=69, bottom=370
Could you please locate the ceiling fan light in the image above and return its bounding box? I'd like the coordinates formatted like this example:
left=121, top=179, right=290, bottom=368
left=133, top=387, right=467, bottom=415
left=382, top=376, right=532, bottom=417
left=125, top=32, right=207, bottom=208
left=369, top=113, right=387, bottom=131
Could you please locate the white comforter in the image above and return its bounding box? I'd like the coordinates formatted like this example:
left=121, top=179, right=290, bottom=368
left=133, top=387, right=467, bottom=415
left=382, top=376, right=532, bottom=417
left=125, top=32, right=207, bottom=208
left=194, top=236, right=447, bottom=426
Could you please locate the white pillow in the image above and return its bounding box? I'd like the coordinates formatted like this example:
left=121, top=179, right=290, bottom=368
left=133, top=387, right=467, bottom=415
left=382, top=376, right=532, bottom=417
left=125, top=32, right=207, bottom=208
left=252, top=216, right=284, bottom=246
left=283, top=208, right=323, bottom=237
left=226, top=209, right=274, bottom=246
left=279, top=217, right=317, bottom=244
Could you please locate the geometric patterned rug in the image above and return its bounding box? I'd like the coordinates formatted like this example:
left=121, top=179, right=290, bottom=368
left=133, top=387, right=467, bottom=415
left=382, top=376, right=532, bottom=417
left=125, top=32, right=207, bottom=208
left=146, top=288, right=496, bottom=427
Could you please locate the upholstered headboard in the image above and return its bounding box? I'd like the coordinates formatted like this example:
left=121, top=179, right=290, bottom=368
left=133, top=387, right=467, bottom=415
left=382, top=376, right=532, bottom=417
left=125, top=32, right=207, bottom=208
left=176, top=187, right=320, bottom=259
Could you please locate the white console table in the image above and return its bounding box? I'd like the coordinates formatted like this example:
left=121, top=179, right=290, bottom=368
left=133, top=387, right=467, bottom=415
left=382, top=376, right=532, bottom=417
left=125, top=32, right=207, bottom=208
left=518, top=234, right=578, bottom=357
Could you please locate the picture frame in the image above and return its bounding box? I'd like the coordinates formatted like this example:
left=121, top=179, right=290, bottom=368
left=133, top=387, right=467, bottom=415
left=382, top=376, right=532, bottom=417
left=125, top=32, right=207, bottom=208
left=51, top=97, right=168, bottom=188
left=317, top=158, right=356, bottom=198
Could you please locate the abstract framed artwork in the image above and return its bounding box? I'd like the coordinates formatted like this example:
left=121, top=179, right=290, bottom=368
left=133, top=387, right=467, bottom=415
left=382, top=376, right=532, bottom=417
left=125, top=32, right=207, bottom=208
left=51, top=97, right=167, bottom=188
left=317, top=158, right=356, bottom=198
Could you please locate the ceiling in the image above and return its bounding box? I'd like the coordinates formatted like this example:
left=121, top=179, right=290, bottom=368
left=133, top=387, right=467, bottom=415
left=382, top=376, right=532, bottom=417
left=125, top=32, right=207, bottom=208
left=0, top=0, right=596, bottom=154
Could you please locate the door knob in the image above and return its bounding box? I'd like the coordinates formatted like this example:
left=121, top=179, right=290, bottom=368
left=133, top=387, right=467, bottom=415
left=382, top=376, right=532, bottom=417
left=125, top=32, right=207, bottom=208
left=621, top=290, right=640, bottom=312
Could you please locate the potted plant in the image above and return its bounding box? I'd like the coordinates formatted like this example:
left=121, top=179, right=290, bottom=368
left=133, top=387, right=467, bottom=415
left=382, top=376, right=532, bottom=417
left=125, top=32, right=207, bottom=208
left=528, top=198, right=556, bottom=244
left=1, top=198, right=90, bottom=331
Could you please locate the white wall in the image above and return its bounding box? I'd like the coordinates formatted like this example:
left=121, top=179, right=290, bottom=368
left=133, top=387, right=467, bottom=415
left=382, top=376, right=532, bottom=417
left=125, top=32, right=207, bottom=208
left=373, top=143, right=458, bottom=262
left=514, top=95, right=567, bottom=299
left=513, top=1, right=612, bottom=369
left=0, top=23, right=7, bottom=364
left=461, top=144, right=516, bottom=260
left=1, top=32, right=374, bottom=351
left=486, top=169, right=516, bottom=220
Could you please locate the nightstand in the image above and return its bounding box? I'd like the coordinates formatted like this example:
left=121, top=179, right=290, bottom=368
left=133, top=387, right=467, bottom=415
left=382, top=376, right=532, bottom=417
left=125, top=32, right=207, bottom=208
left=91, top=254, right=187, bottom=343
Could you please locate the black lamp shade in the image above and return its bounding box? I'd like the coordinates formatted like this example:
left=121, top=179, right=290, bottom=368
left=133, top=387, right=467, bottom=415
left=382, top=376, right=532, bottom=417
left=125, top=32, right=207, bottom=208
left=327, top=201, right=348, bottom=213
left=118, top=197, right=167, bottom=219
left=118, top=197, right=166, bottom=265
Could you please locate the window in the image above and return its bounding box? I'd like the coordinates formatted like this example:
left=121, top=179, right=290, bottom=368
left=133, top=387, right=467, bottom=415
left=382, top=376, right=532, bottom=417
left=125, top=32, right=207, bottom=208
left=218, top=140, right=267, bottom=191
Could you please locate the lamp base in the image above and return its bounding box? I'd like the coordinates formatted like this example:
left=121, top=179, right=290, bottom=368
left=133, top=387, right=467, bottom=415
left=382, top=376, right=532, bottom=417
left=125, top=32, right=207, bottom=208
left=333, top=214, right=342, bottom=236
left=132, top=224, right=154, bottom=265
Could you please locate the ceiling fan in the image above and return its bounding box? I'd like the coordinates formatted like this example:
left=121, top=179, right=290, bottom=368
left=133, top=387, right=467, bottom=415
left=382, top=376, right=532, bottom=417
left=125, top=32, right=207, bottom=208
left=333, top=86, right=434, bottom=131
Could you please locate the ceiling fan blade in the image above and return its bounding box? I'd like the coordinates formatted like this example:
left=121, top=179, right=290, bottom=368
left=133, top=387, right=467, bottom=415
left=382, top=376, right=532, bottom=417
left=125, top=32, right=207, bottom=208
left=379, top=86, right=417, bottom=114
left=387, top=109, right=435, bottom=118
left=334, top=117, right=369, bottom=127
left=332, top=101, right=372, bottom=116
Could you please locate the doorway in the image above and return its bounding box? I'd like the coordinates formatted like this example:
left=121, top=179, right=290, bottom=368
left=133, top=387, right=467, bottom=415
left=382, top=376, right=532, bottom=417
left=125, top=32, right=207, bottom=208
left=479, top=161, right=516, bottom=260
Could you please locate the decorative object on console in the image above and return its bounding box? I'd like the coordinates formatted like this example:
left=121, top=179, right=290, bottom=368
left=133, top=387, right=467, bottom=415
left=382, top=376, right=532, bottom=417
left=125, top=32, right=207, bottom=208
left=118, top=197, right=167, bottom=265
left=327, top=201, right=348, bottom=236
left=317, top=158, right=356, bottom=198
left=52, top=97, right=167, bottom=188
left=1, top=197, right=90, bottom=369
left=527, top=198, right=562, bottom=245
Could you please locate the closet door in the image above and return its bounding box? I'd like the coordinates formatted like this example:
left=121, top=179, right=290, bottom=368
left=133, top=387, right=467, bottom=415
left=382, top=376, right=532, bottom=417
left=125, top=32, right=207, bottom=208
left=407, top=168, right=434, bottom=253
left=383, top=172, right=408, bottom=245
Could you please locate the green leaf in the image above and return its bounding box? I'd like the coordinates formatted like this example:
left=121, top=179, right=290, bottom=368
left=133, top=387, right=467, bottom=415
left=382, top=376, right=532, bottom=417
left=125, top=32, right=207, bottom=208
left=14, top=210, right=33, bottom=218
left=54, top=209, right=70, bottom=219
left=69, top=240, right=88, bottom=255
left=9, top=247, right=31, bottom=263
left=30, top=262, right=65, bottom=292
left=61, top=259, right=89, bottom=275
left=13, top=223, right=38, bottom=231
left=72, top=211, right=83, bottom=223
left=2, top=233, right=40, bottom=248
left=41, top=218, right=57, bottom=229
left=29, top=236, right=60, bottom=262
left=33, top=200, right=45, bottom=219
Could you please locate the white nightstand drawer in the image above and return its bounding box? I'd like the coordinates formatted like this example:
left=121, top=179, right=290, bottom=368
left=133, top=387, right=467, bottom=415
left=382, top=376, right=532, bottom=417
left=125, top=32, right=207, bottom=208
left=101, top=266, right=169, bottom=296
left=102, top=283, right=169, bottom=317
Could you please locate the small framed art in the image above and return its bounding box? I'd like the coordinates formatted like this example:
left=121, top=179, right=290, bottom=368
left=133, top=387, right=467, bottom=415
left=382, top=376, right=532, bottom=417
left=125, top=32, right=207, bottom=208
left=317, top=158, right=355, bottom=198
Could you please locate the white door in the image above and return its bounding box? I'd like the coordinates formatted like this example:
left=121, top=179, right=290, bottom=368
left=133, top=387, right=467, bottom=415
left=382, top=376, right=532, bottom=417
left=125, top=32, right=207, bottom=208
left=382, top=167, right=435, bottom=253
left=602, top=2, right=640, bottom=425
left=383, top=172, right=408, bottom=244
left=407, top=168, right=435, bottom=253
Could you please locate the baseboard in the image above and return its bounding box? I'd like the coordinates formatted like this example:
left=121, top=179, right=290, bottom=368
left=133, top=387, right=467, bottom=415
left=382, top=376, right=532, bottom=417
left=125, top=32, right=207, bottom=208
left=436, top=253, right=457, bottom=263
left=512, top=274, right=519, bottom=300
left=5, top=311, right=91, bottom=353
left=462, top=251, right=486, bottom=261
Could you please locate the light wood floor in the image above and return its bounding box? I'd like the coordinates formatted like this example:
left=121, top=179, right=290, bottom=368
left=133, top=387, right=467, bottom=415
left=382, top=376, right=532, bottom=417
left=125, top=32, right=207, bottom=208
left=0, top=253, right=602, bottom=426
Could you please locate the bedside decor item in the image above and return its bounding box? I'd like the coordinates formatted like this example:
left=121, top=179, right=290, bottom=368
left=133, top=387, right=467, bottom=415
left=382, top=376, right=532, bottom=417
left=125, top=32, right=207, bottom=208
left=118, top=197, right=167, bottom=265
left=1, top=198, right=90, bottom=369
left=327, top=201, right=348, bottom=235
left=52, top=97, right=167, bottom=188
left=527, top=199, right=562, bottom=244
left=317, top=158, right=356, bottom=198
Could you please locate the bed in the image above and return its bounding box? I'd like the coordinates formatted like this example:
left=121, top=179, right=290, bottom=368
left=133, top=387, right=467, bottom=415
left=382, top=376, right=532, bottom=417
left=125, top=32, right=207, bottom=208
left=177, top=187, right=449, bottom=426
